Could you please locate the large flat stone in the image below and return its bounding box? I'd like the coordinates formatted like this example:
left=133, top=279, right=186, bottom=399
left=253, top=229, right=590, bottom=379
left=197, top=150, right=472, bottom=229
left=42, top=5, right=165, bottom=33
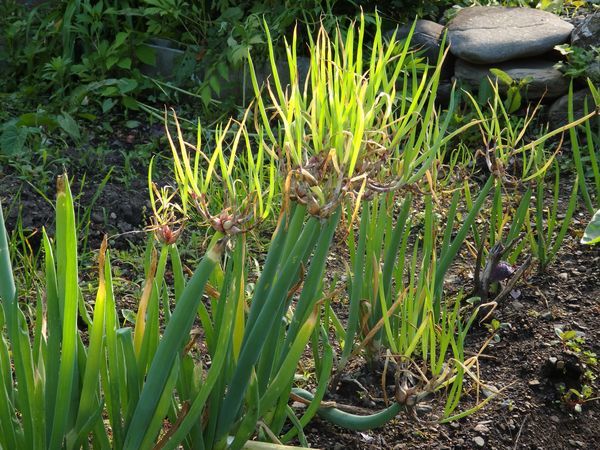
left=391, top=19, right=453, bottom=78
left=395, top=19, right=445, bottom=63
left=454, top=58, right=569, bottom=99
left=448, top=7, right=573, bottom=64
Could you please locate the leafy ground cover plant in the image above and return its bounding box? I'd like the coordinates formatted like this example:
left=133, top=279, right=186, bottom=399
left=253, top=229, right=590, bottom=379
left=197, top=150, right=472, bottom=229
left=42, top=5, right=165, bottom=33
left=0, top=0, right=348, bottom=114
left=553, top=327, right=599, bottom=413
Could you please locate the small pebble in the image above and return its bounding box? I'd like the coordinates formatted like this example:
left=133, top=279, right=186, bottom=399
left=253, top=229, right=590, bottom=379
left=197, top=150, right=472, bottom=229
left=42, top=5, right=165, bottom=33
left=558, top=272, right=568, bottom=281
left=118, top=221, right=132, bottom=233
left=550, top=415, right=560, bottom=423
left=359, top=432, right=374, bottom=443
left=474, top=423, right=490, bottom=433
left=473, top=436, right=485, bottom=447
left=482, top=386, right=499, bottom=398
left=511, top=301, right=524, bottom=310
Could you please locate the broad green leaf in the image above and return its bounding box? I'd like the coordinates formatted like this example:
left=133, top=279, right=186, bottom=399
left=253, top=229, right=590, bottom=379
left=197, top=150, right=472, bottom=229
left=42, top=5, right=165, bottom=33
left=57, top=112, right=81, bottom=142
left=490, top=68, right=513, bottom=86
left=121, top=309, right=137, bottom=324
left=17, top=112, right=59, bottom=128
left=114, top=31, right=128, bottom=48
left=117, top=57, right=132, bottom=69
left=122, top=96, right=139, bottom=110
left=117, top=78, right=138, bottom=94
left=102, top=98, right=116, bottom=113
left=581, top=209, right=600, bottom=245
left=0, top=123, right=30, bottom=156
left=106, top=55, right=119, bottom=70
left=135, top=45, right=156, bottom=66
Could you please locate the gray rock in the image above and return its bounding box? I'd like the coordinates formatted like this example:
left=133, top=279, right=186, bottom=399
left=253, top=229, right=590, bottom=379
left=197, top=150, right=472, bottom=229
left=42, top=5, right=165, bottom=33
left=511, top=301, right=524, bottom=310
left=394, top=20, right=446, bottom=63
left=448, top=7, right=573, bottom=64
left=571, top=11, right=600, bottom=50
left=547, top=88, right=595, bottom=128
left=388, top=20, right=454, bottom=79
left=454, top=58, right=569, bottom=99
left=435, top=80, right=454, bottom=107
left=541, top=310, right=554, bottom=321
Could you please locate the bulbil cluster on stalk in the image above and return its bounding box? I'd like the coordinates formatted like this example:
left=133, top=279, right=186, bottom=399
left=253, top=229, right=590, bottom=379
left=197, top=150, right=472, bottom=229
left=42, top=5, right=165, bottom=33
left=286, top=136, right=413, bottom=221
left=191, top=191, right=257, bottom=235
left=147, top=181, right=185, bottom=245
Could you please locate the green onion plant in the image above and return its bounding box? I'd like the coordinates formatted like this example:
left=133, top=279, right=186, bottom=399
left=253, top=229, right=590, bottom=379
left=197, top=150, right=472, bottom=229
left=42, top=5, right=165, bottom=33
left=527, top=160, right=579, bottom=272
left=4, top=12, right=571, bottom=450
left=567, top=80, right=599, bottom=212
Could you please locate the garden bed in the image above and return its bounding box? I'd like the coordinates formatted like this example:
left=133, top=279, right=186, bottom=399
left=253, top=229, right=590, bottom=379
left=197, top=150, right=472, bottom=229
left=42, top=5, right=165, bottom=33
left=1, top=129, right=598, bottom=449
left=304, top=232, right=600, bottom=449
left=1, top=3, right=599, bottom=449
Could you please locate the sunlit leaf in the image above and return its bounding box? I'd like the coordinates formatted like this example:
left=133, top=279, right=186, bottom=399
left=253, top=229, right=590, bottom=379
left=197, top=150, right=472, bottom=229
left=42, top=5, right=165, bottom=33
left=581, top=209, right=600, bottom=245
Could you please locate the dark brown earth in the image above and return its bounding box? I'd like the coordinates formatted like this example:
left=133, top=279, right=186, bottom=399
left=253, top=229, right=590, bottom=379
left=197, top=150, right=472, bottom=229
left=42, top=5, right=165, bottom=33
left=0, top=120, right=158, bottom=252
left=1, top=128, right=598, bottom=450
left=299, top=228, right=600, bottom=450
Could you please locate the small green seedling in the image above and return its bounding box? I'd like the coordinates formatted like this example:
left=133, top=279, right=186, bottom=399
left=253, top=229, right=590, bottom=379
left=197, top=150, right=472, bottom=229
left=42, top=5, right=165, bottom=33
left=489, top=68, right=533, bottom=114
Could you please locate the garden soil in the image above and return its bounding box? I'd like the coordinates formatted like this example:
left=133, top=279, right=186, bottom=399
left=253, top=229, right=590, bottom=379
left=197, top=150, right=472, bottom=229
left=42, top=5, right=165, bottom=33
left=304, top=230, right=600, bottom=450
left=1, top=144, right=599, bottom=450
